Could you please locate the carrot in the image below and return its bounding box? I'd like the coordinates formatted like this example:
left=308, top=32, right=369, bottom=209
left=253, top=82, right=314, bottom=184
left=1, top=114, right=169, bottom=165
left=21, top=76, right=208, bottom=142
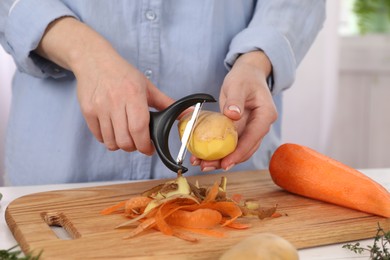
left=100, top=200, right=127, bottom=215
left=221, top=218, right=251, bottom=229
left=124, top=197, right=153, bottom=215
left=172, top=230, right=199, bottom=242
left=104, top=175, right=283, bottom=241
left=153, top=199, right=194, bottom=235
left=166, top=209, right=222, bottom=229
left=123, top=217, right=157, bottom=239
left=269, top=143, right=390, bottom=218
left=176, top=226, right=226, bottom=238
left=271, top=212, right=283, bottom=218
left=117, top=197, right=241, bottom=240
left=203, top=181, right=219, bottom=203
left=199, top=201, right=242, bottom=220
left=231, top=194, right=243, bottom=204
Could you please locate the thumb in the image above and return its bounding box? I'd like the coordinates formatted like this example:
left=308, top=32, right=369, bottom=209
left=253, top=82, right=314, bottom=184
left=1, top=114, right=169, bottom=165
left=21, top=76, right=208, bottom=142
left=221, top=90, right=244, bottom=121
left=147, top=82, right=175, bottom=111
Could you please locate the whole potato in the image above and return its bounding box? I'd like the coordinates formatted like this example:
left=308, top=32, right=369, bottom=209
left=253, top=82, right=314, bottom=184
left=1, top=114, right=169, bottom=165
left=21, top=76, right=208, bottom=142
left=220, top=233, right=299, bottom=260
left=178, top=111, right=238, bottom=161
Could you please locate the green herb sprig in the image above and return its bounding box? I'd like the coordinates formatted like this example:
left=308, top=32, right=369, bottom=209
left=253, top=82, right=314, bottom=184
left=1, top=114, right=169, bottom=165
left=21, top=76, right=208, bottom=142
left=0, top=245, right=41, bottom=260
left=343, top=223, right=390, bottom=260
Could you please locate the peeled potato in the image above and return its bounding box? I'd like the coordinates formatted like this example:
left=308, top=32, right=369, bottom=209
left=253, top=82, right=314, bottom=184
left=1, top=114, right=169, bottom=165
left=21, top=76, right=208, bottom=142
left=219, top=233, right=299, bottom=260
left=178, top=111, right=238, bottom=160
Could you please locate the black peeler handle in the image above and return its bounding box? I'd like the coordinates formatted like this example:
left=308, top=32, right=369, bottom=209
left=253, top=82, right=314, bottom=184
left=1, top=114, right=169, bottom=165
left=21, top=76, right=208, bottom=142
left=149, top=93, right=216, bottom=173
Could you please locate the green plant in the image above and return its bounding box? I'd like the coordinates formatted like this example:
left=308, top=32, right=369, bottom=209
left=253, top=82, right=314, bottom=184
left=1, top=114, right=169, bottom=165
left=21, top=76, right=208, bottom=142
left=343, top=223, right=390, bottom=259
left=353, top=0, right=390, bottom=34
left=0, top=245, right=41, bottom=260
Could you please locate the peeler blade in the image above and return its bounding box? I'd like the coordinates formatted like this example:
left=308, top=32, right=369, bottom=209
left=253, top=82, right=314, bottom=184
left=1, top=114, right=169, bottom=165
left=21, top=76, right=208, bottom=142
left=149, top=93, right=216, bottom=174
left=176, top=102, right=203, bottom=166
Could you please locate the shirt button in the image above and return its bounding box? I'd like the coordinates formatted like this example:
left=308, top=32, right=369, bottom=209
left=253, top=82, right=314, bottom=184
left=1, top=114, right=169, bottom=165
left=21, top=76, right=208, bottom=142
left=145, top=10, right=157, bottom=21
left=144, top=69, right=153, bottom=79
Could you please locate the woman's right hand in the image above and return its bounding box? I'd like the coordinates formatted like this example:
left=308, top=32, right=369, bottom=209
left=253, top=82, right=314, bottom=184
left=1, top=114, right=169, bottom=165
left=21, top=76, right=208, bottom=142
left=74, top=48, right=174, bottom=154
left=36, top=17, right=174, bottom=154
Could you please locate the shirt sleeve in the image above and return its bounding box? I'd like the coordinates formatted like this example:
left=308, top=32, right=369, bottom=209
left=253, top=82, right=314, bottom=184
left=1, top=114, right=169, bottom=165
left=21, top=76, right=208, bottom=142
left=0, top=0, right=79, bottom=79
left=224, top=0, right=326, bottom=95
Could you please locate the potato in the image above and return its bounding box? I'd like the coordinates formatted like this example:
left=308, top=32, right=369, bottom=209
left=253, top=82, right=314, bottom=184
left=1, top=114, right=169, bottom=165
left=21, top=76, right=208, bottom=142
left=219, top=233, right=299, bottom=260
left=178, top=111, right=238, bottom=160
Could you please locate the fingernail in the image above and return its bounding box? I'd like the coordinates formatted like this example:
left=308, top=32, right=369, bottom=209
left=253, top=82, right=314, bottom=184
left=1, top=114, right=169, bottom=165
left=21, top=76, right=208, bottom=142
left=224, top=163, right=235, bottom=171
left=192, top=159, right=200, bottom=166
left=228, top=105, right=241, bottom=114
left=202, top=166, right=216, bottom=172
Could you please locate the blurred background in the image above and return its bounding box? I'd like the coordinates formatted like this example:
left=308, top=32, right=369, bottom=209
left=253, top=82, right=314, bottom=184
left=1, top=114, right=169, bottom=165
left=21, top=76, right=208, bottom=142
left=282, top=0, right=390, bottom=169
left=1, top=1, right=389, bottom=186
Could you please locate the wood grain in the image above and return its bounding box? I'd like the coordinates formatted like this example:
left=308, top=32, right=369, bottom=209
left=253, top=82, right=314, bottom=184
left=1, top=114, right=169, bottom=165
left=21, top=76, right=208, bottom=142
left=5, top=170, right=390, bottom=259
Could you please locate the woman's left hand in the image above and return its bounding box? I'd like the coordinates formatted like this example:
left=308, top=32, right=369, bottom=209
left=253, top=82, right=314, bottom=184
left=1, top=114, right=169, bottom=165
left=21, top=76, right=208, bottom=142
left=191, top=51, right=278, bottom=171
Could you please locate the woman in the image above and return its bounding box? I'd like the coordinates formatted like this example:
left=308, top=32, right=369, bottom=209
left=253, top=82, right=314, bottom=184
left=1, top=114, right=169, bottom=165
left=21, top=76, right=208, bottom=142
left=0, top=1, right=325, bottom=185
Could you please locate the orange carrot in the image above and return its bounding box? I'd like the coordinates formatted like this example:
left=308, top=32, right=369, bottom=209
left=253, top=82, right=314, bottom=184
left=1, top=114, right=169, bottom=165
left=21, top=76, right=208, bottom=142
left=155, top=213, right=173, bottom=236
left=104, top=176, right=283, bottom=241
left=117, top=196, right=244, bottom=240
left=166, top=209, right=222, bottom=229
left=154, top=199, right=188, bottom=236
left=269, top=143, right=390, bottom=218
left=203, top=181, right=219, bottom=203
left=100, top=200, right=127, bottom=215
left=200, top=201, right=242, bottom=220
left=231, top=194, right=243, bottom=204
left=221, top=219, right=251, bottom=229
left=176, top=226, right=226, bottom=238
left=271, top=212, right=283, bottom=218
left=124, top=196, right=153, bottom=215
left=123, top=217, right=156, bottom=239
left=172, top=230, right=199, bottom=242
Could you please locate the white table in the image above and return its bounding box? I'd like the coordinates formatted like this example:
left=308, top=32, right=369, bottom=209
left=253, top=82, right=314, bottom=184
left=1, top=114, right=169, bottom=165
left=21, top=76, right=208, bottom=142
left=1, top=168, right=389, bottom=259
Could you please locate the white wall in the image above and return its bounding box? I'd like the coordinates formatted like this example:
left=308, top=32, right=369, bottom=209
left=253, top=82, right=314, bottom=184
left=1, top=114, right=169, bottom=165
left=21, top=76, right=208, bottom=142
left=0, top=47, right=15, bottom=186
left=281, top=1, right=340, bottom=156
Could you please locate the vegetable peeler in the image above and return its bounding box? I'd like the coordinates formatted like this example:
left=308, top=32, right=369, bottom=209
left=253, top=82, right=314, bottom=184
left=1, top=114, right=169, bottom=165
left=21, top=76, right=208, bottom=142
left=149, top=93, right=216, bottom=174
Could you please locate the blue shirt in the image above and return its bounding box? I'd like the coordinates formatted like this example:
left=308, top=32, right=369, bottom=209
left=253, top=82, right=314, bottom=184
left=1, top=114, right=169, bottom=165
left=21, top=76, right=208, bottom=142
left=0, top=0, right=325, bottom=185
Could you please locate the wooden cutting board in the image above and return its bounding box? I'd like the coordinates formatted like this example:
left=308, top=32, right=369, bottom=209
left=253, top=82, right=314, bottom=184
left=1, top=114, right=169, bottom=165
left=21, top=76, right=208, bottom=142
left=6, top=170, right=390, bottom=259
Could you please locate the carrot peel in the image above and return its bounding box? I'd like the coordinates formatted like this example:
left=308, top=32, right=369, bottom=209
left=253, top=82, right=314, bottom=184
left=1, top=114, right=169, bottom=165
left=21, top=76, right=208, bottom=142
left=103, top=175, right=282, bottom=241
left=100, top=200, right=127, bottom=215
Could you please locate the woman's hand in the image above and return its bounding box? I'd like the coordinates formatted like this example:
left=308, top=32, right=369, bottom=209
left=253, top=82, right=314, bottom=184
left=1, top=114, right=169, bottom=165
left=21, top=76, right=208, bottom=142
left=74, top=50, right=173, bottom=154
left=36, top=17, right=174, bottom=154
left=191, top=51, right=277, bottom=171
